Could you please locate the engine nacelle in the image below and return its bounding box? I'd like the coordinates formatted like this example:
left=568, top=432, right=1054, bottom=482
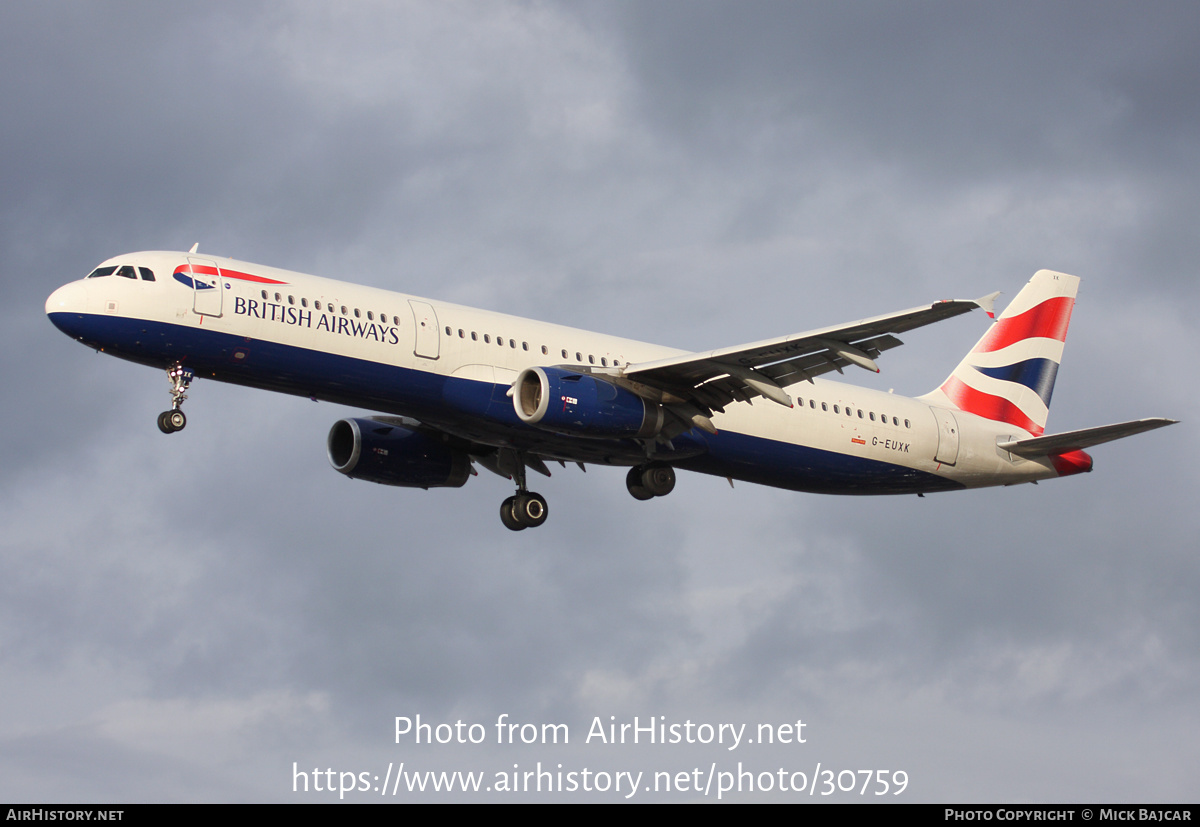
left=513, top=366, right=663, bottom=438
left=327, top=418, right=472, bottom=488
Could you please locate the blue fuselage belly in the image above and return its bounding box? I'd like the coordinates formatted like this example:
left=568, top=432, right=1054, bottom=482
left=51, top=311, right=962, bottom=494
left=676, top=432, right=961, bottom=495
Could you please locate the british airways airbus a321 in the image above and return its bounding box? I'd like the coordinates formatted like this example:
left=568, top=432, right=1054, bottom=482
left=46, top=249, right=1174, bottom=530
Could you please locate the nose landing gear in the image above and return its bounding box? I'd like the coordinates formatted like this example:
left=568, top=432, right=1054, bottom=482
left=157, top=363, right=194, bottom=434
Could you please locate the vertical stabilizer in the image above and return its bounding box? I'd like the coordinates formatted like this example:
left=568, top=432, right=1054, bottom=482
left=921, top=270, right=1079, bottom=436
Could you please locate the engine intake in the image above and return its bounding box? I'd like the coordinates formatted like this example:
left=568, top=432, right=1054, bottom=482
left=514, top=366, right=663, bottom=438
left=327, top=418, right=472, bottom=488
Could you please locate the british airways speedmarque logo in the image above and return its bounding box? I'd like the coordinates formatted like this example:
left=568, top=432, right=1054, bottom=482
left=174, top=264, right=288, bottom=287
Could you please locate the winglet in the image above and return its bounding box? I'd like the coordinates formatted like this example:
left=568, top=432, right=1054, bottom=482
left=975, top=290, right=1001, bottom=320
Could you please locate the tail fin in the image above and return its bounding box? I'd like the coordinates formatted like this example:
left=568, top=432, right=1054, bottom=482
left=922, top=269, right=1079, bottom=436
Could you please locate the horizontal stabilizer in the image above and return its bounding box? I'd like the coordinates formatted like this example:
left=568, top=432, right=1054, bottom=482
left=998, top=418, right=1177, bottom=458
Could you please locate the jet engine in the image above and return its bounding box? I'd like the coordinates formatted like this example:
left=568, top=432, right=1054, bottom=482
left=513, top=366, right=663, bottom=438
left=327, top=418, right=472, bottom=488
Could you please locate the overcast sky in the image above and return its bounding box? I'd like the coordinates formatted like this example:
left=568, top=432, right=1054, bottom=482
left=2, top=1, right=1197, bottom=802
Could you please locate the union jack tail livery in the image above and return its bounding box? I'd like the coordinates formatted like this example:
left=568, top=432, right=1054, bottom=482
left=925, top=269, right=1079, bottom=437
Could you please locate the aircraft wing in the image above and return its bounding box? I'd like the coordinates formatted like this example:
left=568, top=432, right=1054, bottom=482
left=997, top=418, right=1178, bottom=458
left=618, top=292, right=999, bottom=414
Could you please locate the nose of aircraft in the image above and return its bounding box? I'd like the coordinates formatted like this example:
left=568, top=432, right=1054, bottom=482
left=45, top=280, right=88, bottom=336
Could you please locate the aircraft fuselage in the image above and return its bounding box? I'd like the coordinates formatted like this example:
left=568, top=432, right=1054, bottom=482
left=48, top=251, right=1127, bottom=529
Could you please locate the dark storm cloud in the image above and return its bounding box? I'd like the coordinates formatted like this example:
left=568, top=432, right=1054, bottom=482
left=605, top=2, right=1200, bottom=175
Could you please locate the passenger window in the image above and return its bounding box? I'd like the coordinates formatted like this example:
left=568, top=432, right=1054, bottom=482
left=288, top=295, right=295, bottom=305
left=869, top=412, right=876, bottom=421
left=576, top=352, right=582, bottom=362
left=857, top=410, right=863, bottom=418
left=542, top=345, right=548, bottom=355
left=367, top=311, right=374, bottom=320
left=458, top=329, right=465, bottom=338
left=904, top=419, right=911, bottom=428
left=588, top=355, right=595, bottom=364
left=138, top=267, right=155, bottom=281
left=601, top=357, right=608, bottom=366
left=315, top=300, right=322, bottom=310
left=471, top=332, right=478, bottom=341
left=444, top=325, right=451, bottom=335
left=262, top=290, right=269, bottom=300
left=354, top=308, right=361, bottom=318
left=341, top=306, right=348, bottom=315
left=510, top=340, right=517, bottom=349
left=562, top=349, right=568, bottom=359
left=484, top=334, right=491, bottom=344
left=301, top=298, right=308, bottom=308
left=822, top=402, right=828, bottom=411
left=834, top=405, right=840, bottom=414
left=275, top=293, right=282, bottom=302
left=522, top=342, right=528, bottom=351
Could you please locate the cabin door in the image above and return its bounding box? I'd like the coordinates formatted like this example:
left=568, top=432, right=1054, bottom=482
left=932, top=407, right=960, bottom=466
left=187, top=257, right=224, bottom=317
left=409, top=300, right=440, bottom=359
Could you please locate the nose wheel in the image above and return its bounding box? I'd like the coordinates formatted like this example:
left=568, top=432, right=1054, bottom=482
left=157, top=409, right=187, bottom=434
left=157, top=363, right=194, bottom=434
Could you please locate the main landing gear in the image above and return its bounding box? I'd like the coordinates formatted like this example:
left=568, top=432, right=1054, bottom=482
left=157, top=363, right=194, bottom=434
left=500, top=492, right=549, bottom=531
left=498, top=452, right=549, bottom=531
left=627, top=462, right=676, bottom=501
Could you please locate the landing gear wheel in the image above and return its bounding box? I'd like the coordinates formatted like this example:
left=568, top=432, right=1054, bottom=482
left=513, top=492, right=549, bottom=528
left=157, top=410, right=186, bottom=434
left=160, top=363, right=194, bottom=435
left=640, top=462, right=676, bottom=497
left=495, top=450, right=550, bottom=530
left=626, top=467, right=654, bottom=501
left=500, top=496, right=526, bottom=531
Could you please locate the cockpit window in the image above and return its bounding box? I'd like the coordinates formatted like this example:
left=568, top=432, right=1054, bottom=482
left=85, top=264, right=156, bottom=281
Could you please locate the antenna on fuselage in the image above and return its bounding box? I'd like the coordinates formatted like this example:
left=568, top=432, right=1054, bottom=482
left=188, top=243, right=199, bottom=254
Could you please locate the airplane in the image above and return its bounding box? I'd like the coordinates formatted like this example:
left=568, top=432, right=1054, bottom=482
left=45, top=249, right=1175, bottom=530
